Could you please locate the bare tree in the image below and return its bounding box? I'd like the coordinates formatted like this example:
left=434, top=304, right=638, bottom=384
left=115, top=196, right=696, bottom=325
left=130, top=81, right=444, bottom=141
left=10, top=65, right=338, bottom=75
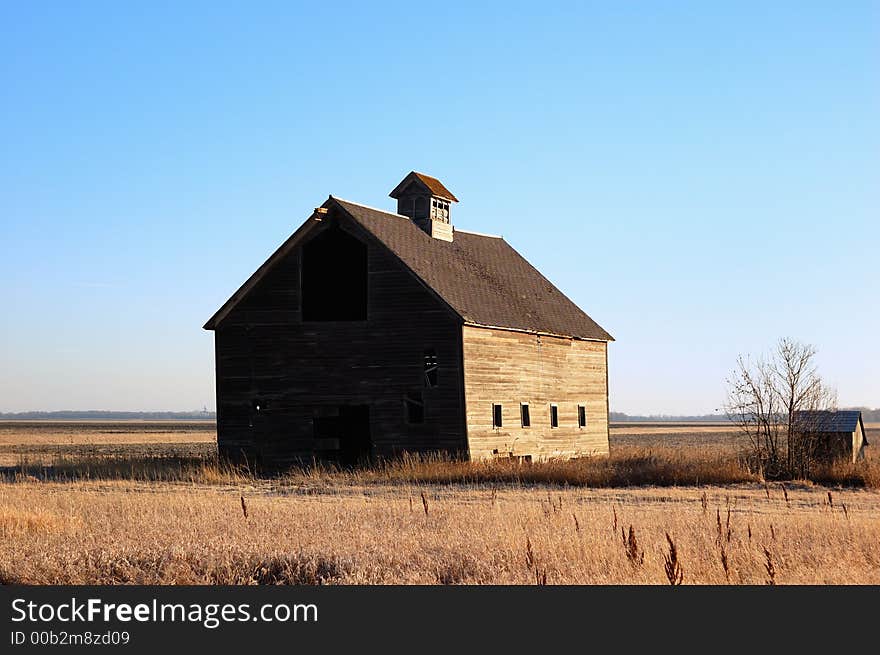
left=725, top=338, right=837, bottom=479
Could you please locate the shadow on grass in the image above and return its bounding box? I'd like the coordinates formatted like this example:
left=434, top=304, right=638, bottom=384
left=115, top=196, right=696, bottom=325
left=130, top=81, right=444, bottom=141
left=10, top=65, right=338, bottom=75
left=3, top=447, right=875, bottom=489
left=1, top=454, right=252, bottom=484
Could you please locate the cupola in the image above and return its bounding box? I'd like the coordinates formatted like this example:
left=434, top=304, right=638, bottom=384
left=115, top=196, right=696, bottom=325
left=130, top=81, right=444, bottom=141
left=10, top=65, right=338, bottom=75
left=389, top=171, right=458, bottom=242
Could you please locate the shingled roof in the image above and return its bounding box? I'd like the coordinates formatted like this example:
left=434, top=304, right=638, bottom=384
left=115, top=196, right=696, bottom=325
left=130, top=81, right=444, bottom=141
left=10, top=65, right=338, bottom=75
left=389, top=171, right=459, bottom=202
left=339, top=198, right=611, bottom=340
left=793, top=410, right=864, bottom=433
left=204, top=196, right=612, bottom=341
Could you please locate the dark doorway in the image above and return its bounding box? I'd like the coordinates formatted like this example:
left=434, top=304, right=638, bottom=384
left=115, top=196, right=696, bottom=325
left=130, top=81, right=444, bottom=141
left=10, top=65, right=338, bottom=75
left=339, top=405, right=372, bottom=466
left=313, top=405, right=372, bottom=466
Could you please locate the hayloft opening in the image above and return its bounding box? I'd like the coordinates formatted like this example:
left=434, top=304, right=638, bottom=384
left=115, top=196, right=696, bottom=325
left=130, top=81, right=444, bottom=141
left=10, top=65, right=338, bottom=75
left=301, top=227, right=367, bottom=321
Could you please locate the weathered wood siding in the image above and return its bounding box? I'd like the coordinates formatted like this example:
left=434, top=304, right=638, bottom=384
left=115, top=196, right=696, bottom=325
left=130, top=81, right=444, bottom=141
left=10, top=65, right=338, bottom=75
left=853, top=421, right=866, bottom=462
left=813, top=430, right=863, bottom=463
left=214, top=216, right=467, bottom=467
left=461, top=326, right=609, bottom=460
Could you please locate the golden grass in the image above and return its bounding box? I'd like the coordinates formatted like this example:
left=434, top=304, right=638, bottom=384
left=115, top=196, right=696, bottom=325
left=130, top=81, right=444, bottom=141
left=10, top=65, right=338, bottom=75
left=0, top=421, right=215, bottom=466
left=611, top=424, right=741, bottom=435
left=363, top=446, right=753, bottom=487
left=6, top=443, right=877, bottom=490
left=1, top=443, right=754, bottom=488
left=0, top=421, right=215, bottom=447
left=0, top=507, right=67, bottom=538
left=5, top=454, right=250, bottom=485
left=1, top=480, right=878, bottom=585
left=0, top=421, right=877, bottom=585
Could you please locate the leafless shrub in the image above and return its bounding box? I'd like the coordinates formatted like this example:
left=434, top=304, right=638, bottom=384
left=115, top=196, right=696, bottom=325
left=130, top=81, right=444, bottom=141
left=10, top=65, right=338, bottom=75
left=240, top=495, right=248, bottom=520
left=725, top=338, right=837, bottom=480
left=421, top=491, right=429, bottom=517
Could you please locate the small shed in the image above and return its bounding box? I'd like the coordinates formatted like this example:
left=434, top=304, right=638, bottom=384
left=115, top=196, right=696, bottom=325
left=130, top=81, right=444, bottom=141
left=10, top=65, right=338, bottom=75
left=794, top=410, right=869, bottom=463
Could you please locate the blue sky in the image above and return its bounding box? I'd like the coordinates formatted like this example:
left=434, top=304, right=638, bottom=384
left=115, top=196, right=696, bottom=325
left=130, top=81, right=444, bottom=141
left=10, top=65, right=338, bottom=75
left=1, top=1, right=877, bottom=414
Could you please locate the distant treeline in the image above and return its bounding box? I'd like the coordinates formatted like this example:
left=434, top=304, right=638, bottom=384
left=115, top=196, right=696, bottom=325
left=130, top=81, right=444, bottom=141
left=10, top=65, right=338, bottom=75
left=2, top=407, right=875, bottom=422
left=0, top=410, right=216, bottom=420
left=611, top=407, right=879, bottom=423
left=843, top=407, right=880, bottom=422
left=610, top=412, right=730, bottom=423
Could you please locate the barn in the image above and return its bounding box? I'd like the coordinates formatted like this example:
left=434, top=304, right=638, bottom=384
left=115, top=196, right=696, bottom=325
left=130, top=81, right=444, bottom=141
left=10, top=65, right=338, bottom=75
left=203, top=172, right=613, bottom=468
left=794, top=410, right=869, bottom=463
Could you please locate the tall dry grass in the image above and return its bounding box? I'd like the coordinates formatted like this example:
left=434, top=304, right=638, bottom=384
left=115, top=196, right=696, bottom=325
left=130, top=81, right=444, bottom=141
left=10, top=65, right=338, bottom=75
left=2, top=445, right=752, bottom=491
left=6, top=444, right=877, bottom=489
left=5, top=454, right=250, bottom=485
left=368, top=446, right=751, bottom=487
left=2, top=424, right=877, bottom=585
left=1, top=481, right=877, bottom=585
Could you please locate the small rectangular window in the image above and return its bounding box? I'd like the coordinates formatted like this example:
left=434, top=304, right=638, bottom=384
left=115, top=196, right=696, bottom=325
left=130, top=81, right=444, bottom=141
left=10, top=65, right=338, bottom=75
left=492, top=404, right=503, bottom=428
left=520, top=403, right=531, bottom=428
left=405, top=392, right=424, bottom=424
left=423, top=349, right=438, bottom=388
left=550, top=404, right=559, bottom=428
left=578, top=405, right=587, bottom=428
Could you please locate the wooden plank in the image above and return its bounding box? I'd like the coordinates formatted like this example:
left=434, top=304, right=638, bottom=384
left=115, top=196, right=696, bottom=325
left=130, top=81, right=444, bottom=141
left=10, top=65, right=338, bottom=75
left=214, top=215, right=467, bottom=466
left=462, top=326, right=610, bottom=460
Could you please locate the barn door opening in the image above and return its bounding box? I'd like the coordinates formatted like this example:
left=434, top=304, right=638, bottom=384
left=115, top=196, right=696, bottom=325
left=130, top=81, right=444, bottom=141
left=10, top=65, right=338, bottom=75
left=338, top=405, right=372, bottom=466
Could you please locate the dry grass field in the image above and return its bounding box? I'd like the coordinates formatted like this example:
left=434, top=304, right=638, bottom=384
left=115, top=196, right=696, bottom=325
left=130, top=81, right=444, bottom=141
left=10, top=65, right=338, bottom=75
left=0, top=421, right=877, bottom=585
left=0, top=420, right=215, bottom=466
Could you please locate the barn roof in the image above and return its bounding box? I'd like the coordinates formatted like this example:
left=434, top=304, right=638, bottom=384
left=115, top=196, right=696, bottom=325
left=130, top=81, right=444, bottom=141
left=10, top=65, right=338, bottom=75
left=204, top=196, right=613, bottom=342
left=333, top=198, right=612, bottom=341
left=388, top=171, right=459, bottom=202
left=793, top=410, right=863, bottom=432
